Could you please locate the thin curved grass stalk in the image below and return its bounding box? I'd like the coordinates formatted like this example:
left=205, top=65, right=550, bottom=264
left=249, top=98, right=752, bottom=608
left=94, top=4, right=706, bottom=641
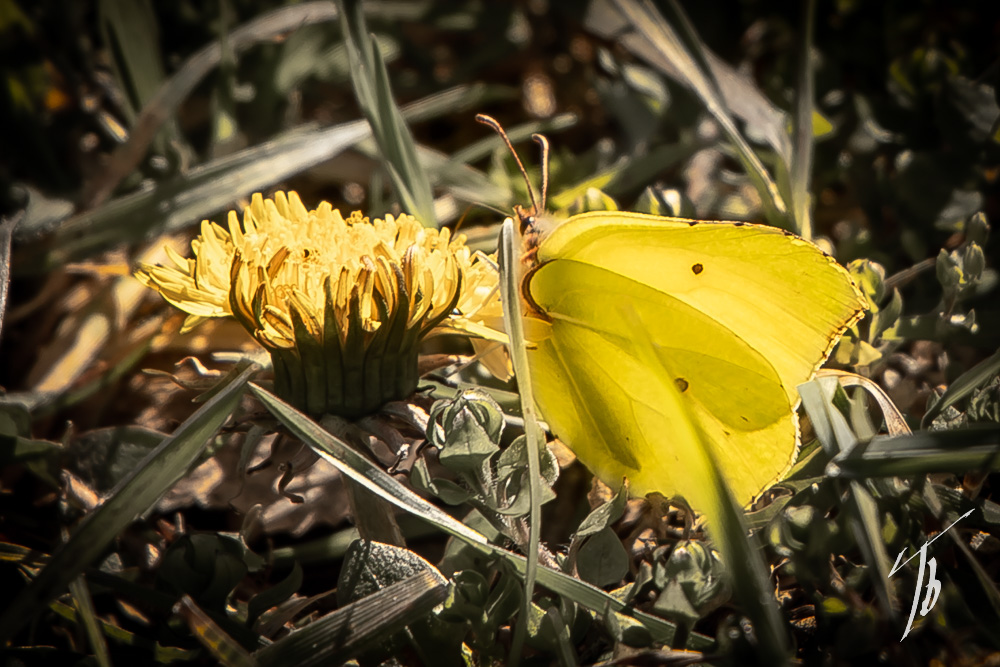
left=817, top=369, right=912, bottom=436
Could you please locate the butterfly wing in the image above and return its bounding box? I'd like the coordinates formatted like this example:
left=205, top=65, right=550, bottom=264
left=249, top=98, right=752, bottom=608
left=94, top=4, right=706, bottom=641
left=527, top=212, right=865, bottom=504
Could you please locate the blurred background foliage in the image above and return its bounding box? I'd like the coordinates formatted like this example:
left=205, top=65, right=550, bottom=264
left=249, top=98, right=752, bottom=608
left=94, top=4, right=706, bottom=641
left=1, top=0, right=1000, bottom=665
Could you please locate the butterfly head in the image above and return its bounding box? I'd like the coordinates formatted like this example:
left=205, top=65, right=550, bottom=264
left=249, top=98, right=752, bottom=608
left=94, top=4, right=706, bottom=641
left=475, top=113, right=558, bottom=250
left=476, top=114, right=555, bottom=317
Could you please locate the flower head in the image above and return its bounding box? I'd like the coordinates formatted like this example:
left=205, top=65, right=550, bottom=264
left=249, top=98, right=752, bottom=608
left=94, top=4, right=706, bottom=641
left=136, top=191, right=503, bottom=417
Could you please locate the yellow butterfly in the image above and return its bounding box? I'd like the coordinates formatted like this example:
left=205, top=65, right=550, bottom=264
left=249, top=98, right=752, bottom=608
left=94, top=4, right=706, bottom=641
left=479, top=115, right=866, bottom=508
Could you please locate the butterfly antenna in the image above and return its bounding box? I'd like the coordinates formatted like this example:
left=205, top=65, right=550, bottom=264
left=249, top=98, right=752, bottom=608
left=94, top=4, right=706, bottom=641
left=475, top=114, right=539, bottom=214
left=531, top=133, right=550, bottom=211
left=453, top=203, right=474, bottom=233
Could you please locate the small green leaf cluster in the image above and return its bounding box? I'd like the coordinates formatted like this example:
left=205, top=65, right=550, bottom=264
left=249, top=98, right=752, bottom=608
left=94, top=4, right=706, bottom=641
left=413, top=390, right=558, bottom=525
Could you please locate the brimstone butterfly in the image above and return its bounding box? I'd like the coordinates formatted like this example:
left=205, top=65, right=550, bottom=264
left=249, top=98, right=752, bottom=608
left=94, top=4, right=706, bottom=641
left=479, top=115, right=866, bottom=507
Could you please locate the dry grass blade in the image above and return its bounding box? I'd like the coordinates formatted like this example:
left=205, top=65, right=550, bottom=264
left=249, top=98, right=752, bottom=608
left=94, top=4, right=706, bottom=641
left=0, top=211, right=22, bottom=346
left=254, top=569, right=448, bottom=667
left=0, top=361, right=257, bottom=642
left=24, top=240, right=179, bottom=404
left=817, top=370, right=912, bottom=436
left=174, top=595, right=258, bottom=667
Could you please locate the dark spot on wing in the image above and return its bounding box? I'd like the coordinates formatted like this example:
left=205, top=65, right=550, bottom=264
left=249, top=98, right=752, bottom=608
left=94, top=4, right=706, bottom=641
left=675, top=378, right=689, bottom=392
left=691, top=263, right=704, bottom=275
left=734, top=222, right=746, bottom=227
left=741, top=415, right=749, bottom=422
left=688, top=220, right=698, bottom=226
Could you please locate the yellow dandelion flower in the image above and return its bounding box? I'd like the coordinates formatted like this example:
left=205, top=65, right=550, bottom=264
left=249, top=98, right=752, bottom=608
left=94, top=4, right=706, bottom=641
left=136, top=191, right=504, bottom=417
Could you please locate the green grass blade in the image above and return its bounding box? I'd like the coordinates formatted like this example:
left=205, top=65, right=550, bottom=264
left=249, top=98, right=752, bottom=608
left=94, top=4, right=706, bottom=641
left=950, top=536, right=1000, bottom=639
left=921, top=345, right=1000, bottom=428
left=98, top=0, right=168, bottom=120
left=31, top=84, right=487, bottom=273
left=68, top=575, right=112, bottom=667
left=588, top=1, right=792, bottom=167
left=249, top=382, right=490, bottom=547
left=41, top=120, right=368, bottom=271
left=607, top=0, right=791, bottom=228
left=623, top=307, right=791, bottom=664
left=48, top=599, right=197, bottom=662
left=351, top=138, right=511, bottom=214
left=543, top=607, right=578, bottom=667
left=791, top=0, right=817, bottom=239
left=0, top=360, right=256, bottom=642
left=82, top=1, right=342, bottom=209
left=338, top=0, right=435, bottom=225
left=452, top=115, right=578, bottom=165
left=498, top=219, right=544, bottom=664
left=845, top=479, right=899, bottom=617
left=712, top=478, right=793, bottom=665
left=832, top=425, right=1000, bottom=478
left=799, top=377, right=901, bottom=620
